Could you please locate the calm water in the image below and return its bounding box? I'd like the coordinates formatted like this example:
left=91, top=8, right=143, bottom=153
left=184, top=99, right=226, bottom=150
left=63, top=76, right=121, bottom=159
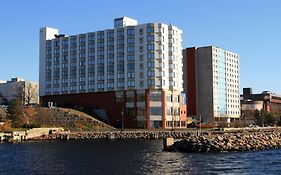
left=0, top=140, right=281, bottom=175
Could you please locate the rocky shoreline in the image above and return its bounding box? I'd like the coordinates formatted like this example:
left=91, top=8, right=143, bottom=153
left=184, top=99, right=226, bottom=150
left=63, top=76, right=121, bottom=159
left=166, top=129, right=281, bottom=152
left=27, top=130, right=195, bottom=141
left=25, top=128, right=281, bottom=153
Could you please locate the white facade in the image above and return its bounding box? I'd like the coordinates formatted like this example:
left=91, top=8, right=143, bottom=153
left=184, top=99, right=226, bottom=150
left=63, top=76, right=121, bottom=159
left=195, top=46, right=240, bottom=121
left=212, top=46, right=240, bottom=118
left=39, top=17, right=183, bottom=96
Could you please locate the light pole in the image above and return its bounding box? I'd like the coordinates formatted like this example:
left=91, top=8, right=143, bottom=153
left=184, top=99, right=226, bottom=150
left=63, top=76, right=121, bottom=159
left=121, top=108, right=124, bottom=131
left=23, top=113, right=29, bottom=131
left=199, top=114, right=202, bottom=136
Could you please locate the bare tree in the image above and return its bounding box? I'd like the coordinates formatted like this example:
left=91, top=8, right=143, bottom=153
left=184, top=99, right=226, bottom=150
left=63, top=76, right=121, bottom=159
left=17, top=82, right=39, bottom=106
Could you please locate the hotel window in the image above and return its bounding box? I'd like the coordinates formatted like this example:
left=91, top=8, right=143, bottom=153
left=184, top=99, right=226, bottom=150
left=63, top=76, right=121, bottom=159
left=79, top=45, right=85, bottom=51
left=97, top=75, right=104, bottom=81
left=107, top=82, right=114, bottom=88
left=70, top=85, right=77, bottom=91
left=97, top=58, right=104, bottom=64
left=54, top=40, right=60, bottom=47
left=70, top=78, right=76, bottom=83
left=139, top=46, right=143, bottom=52
left=127, top=38, right=134, bottom=44
left=79, top=53, right=85, bottom=58
left=137, top=108, right=145, bottom=115
left=88, top=44, right=95, bottom=49
left=140, top=80, right=144, bottom=88
left=46, top=42, right=52, bottom=48
left=147, top=44, right=154, bottom=50
left=79, top=84, right=85, bottom=90
left=127, top=46, right=135, bottom=53
left=97, top=50, right=104, bottom=56
left=148, top=71, right=155, bottom=77
left=117, top=47, right=124, bottom=54
left=147, top=35, right=154, bottom=42
left=79, top=77, right=85, bottom=82
left=97, top=83, right=104, bottom=89
left=97, top=33, right=104, bottom=40
left=88, top=83, right=95, bottom=90
left=139, top=63, right=144, bottom=70
left=117, top=39, right=124, bottom=45
left=97, top=42, right=104, bottom=48
left=107, top=57, right=114, bottom=63
left=150, top=93, right=162, bottom=102
left=117, top=73, right=124, bottom=79
left=62, top=40, right=68, bottom=46
left=139, top=29, right=143, bottom=35
left=137, top=94, right=145, bottom=102
left=117, top=56, right=124, bottom=62
left=147, top=62, right=155, bottom=68
left=128, top=63, right=135, bottom=70
left=79, top=37, right=86, bottom=43
left=126, top=94, right=134, bottom=102
left=107, top=65, right=114, bottom=72
left=79, top=60, right=85, bottom=66
left=97, top=66, right=104, bottom=73
left=150, top=107, right=162, bottom=115
left=88, top=51, right=95, bottom=58
left=166, top=108, right=172, bottom=115
left=70, top=37, right=77, bottom=45
left=88, top=76, right=95, bottom=81
left=107, top=40, right=114, bottom=47
left=117, top=64, right=124, bottom=71
left=127, top=55, right=135, bottom=61
left=128, top=80, right=135, bottom=87
left=88, top=34, right=95, bottom=42
left=117, top=30, right=124, bottom=37
left=127, top=29, right=135, bottom=35
left=107, top=32, right=114, bottom=39
left=107, top=74, right=114, bottom=80
left=127, top=72, right=135, bottom=78
left=126, top=107, right=135, bottom=116
left=148, top=79, right=155, bottom=86
left=117, top=81, right=124, bottom=87
left=174, top=108, right=180, bottom=115
left=147, top=27, right=154, bottom=33
left=139, top=37, right=143, bottom=43
left=107, top=49, right=114, bottom=55
left=147, top=53, right=155, bottom=59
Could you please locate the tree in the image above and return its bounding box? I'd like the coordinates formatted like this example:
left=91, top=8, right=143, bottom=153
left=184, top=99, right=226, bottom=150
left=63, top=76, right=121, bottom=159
left=17, top=82, right=38, bottom=105
left=6, top=99, right=24, bottom=127
left=264, top=112, right=276, bottom=126
left=254, top=109, right=262, bottom=125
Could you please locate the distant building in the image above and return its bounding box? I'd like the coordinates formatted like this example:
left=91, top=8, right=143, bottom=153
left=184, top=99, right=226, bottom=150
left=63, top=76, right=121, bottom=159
left=0, top=78, right=39, bottom=105
left=39, top=17, right=186, bottom=129
left=241, top=88, right=281, bottom=115
left=183, top=46, right=240, bottom=123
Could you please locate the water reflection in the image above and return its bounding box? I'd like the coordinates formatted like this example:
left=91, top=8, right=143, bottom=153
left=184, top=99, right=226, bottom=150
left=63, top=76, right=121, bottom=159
left=0, top=140, right=281, bottom=175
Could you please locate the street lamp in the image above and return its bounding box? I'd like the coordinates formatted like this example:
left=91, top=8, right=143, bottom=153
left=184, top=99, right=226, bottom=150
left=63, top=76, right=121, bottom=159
left=23, top=113, right=29, bottom=130
left=121, top=108, right=124, bottom=131
left=199, top=114, right=202, bottom=136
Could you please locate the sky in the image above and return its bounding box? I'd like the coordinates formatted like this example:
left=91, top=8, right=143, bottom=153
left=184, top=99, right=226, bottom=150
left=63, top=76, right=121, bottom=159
left=0, top=0, right=280, bottom=94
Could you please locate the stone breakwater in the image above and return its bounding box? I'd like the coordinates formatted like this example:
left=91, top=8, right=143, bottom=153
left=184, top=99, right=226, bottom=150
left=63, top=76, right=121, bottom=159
left=167, top=130, right=281, bottom=152
left=28, top=130, right=195, bottom=141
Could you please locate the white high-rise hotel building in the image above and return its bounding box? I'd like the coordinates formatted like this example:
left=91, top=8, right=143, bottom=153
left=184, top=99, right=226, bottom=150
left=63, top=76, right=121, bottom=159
left=39, top=17, right=187, bottom=129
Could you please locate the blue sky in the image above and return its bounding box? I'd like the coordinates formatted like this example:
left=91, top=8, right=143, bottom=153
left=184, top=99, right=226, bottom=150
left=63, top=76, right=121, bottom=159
left=0, top=0, right=280, bottom=94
